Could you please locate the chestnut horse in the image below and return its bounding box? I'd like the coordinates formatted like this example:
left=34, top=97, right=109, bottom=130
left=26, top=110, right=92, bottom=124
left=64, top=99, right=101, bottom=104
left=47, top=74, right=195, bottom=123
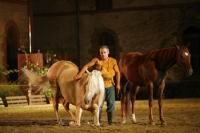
left=120, top=45, right=193, bottom=125
left=22, top=61, right=105, bottom=126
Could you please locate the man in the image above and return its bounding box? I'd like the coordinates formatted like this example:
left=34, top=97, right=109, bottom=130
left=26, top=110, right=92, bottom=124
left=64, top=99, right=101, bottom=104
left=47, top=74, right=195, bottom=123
left=75, top=45, right=120, bottom=125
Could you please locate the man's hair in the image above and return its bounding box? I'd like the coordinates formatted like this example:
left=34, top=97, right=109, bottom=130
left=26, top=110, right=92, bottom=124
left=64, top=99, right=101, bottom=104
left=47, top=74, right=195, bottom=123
left=99, top=45, right=109, bottom=52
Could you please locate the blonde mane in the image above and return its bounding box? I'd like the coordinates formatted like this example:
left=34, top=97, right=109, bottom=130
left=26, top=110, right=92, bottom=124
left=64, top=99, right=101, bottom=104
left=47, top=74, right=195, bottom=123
left=85, top=70, right=105, bottom=105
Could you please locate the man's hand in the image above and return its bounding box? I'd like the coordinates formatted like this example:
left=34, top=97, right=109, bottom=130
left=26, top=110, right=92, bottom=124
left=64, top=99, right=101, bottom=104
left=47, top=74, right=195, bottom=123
left=74, top=74, right=81, bottom=80
left=116, top=84, right=121, bottom=96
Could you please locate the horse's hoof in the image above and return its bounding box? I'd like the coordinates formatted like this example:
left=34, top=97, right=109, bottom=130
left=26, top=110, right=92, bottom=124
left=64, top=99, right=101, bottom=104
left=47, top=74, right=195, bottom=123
left=161, top=121, right=167, bottom=126
left=58, top=121, right=64, bottom=126
left=91, top=121, right=100, bottom=127
left=131, top=114, right=137, bottom=124
left=131, top=119, right=137, bottom=124
left=96, top=122, right=100, bottom=127
left=95, top=124, right=100, bottom=127
left=69, top=121, right=74, bottom=126
left=122, top=120, right=126, bottom=124
left=77, top=124, right=81, bottom=126
left=69, top=121, right=77, bottom=126
left=132, top=118, right=137, bottom=124
left=87, top=121, right=90, bottom=125
left=149, top=121, right=155, bottom=125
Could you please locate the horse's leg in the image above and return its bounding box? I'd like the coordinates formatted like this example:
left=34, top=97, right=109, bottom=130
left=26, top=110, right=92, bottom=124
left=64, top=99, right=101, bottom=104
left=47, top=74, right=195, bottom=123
left=130, top=86, right=139, bottom=124
left=147, top=81, right=155, bottom=125
left=52, top=80, right=63, bottom=125
left=93, top=104, right=100, bottom=126
left=75, top=106, right=83, bottom=126
left=63, top=101, right=76, bottom=122
left=120, top=75, right=127, bottom=124
left=27, top=83, right=32, bottom=105
left=91, top=94, right=102, bottom=126
left=158, top=78, right=166, bottom=125
left=121, top=82, right=129, bottom=124
left=121, top=94, right=126, bottom=124
left=53, top=97, right=63, bottom=125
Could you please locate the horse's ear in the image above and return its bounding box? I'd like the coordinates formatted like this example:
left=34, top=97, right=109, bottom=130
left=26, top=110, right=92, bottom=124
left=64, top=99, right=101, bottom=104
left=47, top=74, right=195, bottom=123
left=175, top=45, right=180, bottom=50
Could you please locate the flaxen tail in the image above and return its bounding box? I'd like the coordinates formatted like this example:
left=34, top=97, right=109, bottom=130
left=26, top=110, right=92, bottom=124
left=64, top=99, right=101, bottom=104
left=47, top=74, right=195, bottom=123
left=21, top=68, right=50, bottom=94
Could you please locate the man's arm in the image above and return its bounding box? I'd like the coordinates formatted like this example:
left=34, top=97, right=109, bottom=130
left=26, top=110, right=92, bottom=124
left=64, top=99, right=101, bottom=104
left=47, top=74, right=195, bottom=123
left=113, top=60, right=121, bottom=93
left=74, top=58, right=98, bottom=80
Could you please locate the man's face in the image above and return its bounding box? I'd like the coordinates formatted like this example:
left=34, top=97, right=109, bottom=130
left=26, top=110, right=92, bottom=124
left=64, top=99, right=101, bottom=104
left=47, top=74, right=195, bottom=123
left=99, top=48, right=109, bottom=60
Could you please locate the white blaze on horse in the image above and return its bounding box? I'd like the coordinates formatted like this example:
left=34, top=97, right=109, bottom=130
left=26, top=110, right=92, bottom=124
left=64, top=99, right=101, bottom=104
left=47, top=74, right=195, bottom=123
left=22, top=61, right=105, bottom=126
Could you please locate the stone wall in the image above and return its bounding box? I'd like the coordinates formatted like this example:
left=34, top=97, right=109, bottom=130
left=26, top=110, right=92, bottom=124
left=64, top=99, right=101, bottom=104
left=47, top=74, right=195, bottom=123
left=0, top=0, right=28, bottom=81
left=31, top=0, right=200, bottom=81
left=78, top=0, right=200, bottom=66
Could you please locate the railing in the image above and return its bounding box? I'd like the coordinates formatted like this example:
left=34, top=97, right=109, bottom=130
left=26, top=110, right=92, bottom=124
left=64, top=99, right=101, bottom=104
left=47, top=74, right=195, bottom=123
left=0, top=98, right=4, bottom=107
left=29, top=95, right=47, bottom=105
left=0, top=95, right=47, bottom=107
left=6, top=96, right=28, bottom=106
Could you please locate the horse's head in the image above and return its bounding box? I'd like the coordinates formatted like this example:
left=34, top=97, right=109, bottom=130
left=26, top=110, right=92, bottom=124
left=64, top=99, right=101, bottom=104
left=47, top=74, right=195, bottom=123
left=176, top=45, right=193, bottom=76
left=84, top=70, right=105, bottom=104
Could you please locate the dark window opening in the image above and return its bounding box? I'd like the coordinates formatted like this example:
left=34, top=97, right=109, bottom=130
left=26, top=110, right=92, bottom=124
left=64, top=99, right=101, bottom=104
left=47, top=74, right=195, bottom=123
left=6, top=22, right=19, bottom=81
left=98, top=32, right=115, bottom=57
left=99, top=32, right=115, bottom=45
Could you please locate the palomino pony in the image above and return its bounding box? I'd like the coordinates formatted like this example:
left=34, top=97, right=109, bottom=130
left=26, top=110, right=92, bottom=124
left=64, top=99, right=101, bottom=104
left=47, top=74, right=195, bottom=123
left=120, top=45, right=193, bottom=125
left=22, top=60, right=105, bottom=126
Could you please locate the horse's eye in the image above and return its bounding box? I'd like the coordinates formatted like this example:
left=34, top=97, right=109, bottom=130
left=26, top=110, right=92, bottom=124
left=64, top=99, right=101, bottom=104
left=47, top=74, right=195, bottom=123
left=180, top=55, right=183, bottom=59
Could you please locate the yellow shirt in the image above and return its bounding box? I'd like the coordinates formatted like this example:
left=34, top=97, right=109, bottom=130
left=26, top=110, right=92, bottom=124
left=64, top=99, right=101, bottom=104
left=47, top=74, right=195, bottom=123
left=96, top=57, right=117, bottom=88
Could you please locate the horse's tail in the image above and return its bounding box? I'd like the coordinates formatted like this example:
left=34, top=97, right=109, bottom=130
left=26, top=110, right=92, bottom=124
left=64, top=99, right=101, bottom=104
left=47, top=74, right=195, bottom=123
left=21, top=68, right=50, bottom=94
left=33, top=75, right=50, bottom=94
left=121, top=81, right=131, bottom=118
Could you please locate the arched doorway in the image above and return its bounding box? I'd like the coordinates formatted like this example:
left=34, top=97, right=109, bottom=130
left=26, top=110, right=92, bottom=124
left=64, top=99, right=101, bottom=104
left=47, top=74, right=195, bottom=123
left=90, top=28, right=120, bottom=60
left=90, top=28, right=120, bottom=100
left=182, top=26, right=200, bottom=75
left=5, top=21, right=20, bottom=81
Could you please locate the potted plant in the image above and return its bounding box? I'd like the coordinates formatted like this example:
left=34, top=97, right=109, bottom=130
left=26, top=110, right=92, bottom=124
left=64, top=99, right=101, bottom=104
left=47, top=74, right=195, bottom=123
left=42, top=86, right=54, bottom=104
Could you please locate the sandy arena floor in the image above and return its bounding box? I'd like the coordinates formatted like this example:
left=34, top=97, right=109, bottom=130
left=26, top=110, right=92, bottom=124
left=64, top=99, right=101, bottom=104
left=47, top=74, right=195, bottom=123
left=0, top=99, right=199, bottom=133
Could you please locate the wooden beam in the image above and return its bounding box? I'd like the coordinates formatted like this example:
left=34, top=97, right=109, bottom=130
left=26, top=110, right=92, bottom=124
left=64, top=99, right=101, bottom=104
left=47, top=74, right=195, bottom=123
left=33, top=2, right=200, bottom=18
left=0, top=0, right=27, bottom=5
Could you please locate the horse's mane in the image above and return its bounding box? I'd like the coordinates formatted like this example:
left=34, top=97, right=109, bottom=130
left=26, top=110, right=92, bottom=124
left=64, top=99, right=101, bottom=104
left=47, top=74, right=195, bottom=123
left=85, top=70, right=105, bottom=105
left=143, top=46, right=177, bottom=60
left=142, top=46, right=178, bottom=71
